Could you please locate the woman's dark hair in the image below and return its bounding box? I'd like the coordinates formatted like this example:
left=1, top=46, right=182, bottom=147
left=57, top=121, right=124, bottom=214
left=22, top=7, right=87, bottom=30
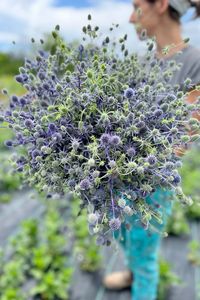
left=147, top=0, right=200, bottom=22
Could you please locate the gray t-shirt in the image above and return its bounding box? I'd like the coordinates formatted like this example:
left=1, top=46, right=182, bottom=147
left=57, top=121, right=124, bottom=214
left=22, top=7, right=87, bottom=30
left=167, top=45, right=200, bottom=88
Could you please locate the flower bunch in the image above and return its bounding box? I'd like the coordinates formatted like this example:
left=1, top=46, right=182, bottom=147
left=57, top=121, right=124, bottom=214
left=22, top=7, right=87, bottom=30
left=1, top=17, right=200, bottom=245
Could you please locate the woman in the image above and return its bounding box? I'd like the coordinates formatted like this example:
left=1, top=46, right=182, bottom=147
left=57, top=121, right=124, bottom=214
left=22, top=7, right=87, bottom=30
left=103, top=1, right=200, bottom=300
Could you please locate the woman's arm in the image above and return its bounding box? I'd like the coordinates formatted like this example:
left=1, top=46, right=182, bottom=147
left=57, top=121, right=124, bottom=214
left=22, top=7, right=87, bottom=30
left=188, top=88, right=200, bottom=120
left=174, top=87, right=200, bottom=156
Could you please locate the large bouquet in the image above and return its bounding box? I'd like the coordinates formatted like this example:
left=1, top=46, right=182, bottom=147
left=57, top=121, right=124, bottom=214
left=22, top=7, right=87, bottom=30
left=1, top=17, right=200, bottom=245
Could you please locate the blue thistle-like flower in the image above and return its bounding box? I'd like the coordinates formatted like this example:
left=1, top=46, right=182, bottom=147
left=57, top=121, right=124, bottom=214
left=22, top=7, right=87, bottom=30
left=109, top=218, right=121, bottom=231
left=32, top=149, right=41, bottom=159
left=127, top=112, right=135, bottom=122
left=173, top=174, right=181, bottom=185
left=147, top=155, right=157, bottom=165
left=2, top=88, right=8, bottom=95
left=68, top=179, right=76, bottom=188
left=5, top=110, right=12, bottom=117
left=12, top=95, right=19, bottom=104
left=38, top=72, right=45, bottom=80
left=154, top=109, right=163, bottom=118
left=24, top=119, right=34, bottom=128
left=92, top=170, right=100, bottom=178
left=127, top=147, right=136, bottom=157
left=136, top=121, right=145, bottom=129
left=19, top=97, right=27, bottom=106
left=52, top=133, right=62, bottom=142
left=43, top=83, right=50, bottom=90
left=16, top=133, right=23, bottom=141
left=160, top=103, right=169, bottom=112
left=129, top=190, right=138, bottom=201
left=123, top=206, right=134, bottom=216
left=38, top=50, right=45, bottom=57
left=80, top=178, right=90, bottom=190
left=110, top=135, right=121, bottom=146
left=78, top=44, right=84, bottom=52
left=167, top=94, right=176, bottom=101
left=175, top=161, right=182, bottom=168
left=48, top=123, right=57, bottom=132
left=109, top=160, right=116, bottom=168
left=165, top=162, right=175, bottom=170
left=88, top=213, right=98, bottom=225
left=15, top=75, right=24, bottom=83
left=60, top=119, right=68, bottom=126
left=71, top=138, right=80, bottom=150
left=100, top=133, right=111, bottom=146
left=10, top=103, right=15, bottom=109
left=5, top=140, right=13, bottom=147
left=124, top=88, right=135, bottom=99
left=118, top=198, right=126, bottom=208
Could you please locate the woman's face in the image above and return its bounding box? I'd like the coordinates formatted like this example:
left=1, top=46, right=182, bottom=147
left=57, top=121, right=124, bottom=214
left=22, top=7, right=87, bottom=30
left=129, top=0, right=160, bottom=38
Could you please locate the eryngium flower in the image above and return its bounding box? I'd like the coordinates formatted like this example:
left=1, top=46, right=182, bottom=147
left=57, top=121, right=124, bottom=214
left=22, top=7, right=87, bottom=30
left=100, top=133, right=111, bottom=146
left=127, top=147, right=136, bottom=157
left=5, top=140, right=13, bottom=147
left=123, top=206, right=134, bottom=216
left=24, top=119, right=34, bottom=128
left=118, top=198, right=126, bottom=208
left=110, top=135, right=121, bottom=146
left=88, top=213, right=98, bottom=225
left=147, top=155, right=157, bottom=165
left=109, top=218, right=121, bottom=231
left=32, top=149, right=41, bottom=158
left=48, top=123, right=57, bottom=132
left=79, top=178, right=90, bottom=190
left=124, top=88, right=135, bottom=99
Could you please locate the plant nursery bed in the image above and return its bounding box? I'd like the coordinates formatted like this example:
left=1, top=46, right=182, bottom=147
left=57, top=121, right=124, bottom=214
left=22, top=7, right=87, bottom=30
left=0, top=189, right=44, bottom=247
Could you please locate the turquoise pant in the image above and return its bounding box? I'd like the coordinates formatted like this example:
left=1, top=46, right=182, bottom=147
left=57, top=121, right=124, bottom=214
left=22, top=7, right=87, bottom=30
left=116, top=188, right=174, bottom=300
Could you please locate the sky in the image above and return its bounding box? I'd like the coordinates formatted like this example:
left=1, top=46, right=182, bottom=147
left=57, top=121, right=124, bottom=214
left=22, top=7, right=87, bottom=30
left=0, top=0, right=199, bottom=55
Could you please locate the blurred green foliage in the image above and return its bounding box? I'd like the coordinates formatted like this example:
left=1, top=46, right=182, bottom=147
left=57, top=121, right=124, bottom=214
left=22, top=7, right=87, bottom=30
left=166, top=145, right=200, bottom=236
left=181, top=146, right=200, bottom=201
left=0, top=52, right=25, bottom=102
left=0, top=152, right=22, bottom=203
left=0, top=53, right=23, bottom=76
left=0, top=75, right=26, bottom=102
left=187, top=239, right=200, bottom=266
left=157, top=258, right=182, bottom=300
left=0, top=128, right=13, bottom=151
left=0, top=201, right=73, bottom=300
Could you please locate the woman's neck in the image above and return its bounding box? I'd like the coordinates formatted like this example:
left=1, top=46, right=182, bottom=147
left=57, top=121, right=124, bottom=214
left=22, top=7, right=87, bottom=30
left=154, top=18, right=187, bottom=59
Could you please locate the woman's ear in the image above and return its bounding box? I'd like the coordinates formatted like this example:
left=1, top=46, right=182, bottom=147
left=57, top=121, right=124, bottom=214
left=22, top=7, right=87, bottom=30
left=155, top=0, right=169, bottom=14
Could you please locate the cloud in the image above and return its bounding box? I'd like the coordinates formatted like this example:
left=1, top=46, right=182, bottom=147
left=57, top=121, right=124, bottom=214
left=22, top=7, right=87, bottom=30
left=0, top=0, right=199, bottom=54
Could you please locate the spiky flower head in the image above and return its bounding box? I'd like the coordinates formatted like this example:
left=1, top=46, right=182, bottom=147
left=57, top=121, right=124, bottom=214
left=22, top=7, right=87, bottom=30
left=124, top=88, right=135, bottom=99
left=88, top=213, right=98, bottom=225
left=123, top=206, right=134, bottom=216
left=127, top=147, right=136, bottom=157
left=110, top=135, right=121, bottom=146
left=100, top=133, right=111, bottom=146
left=147, top=155, right=157, bottom=166
left=80, top=178, right=91, bottom=190
left=109, top=218, right=121, bottom=231
left=118, top=198, right=126, bottom=208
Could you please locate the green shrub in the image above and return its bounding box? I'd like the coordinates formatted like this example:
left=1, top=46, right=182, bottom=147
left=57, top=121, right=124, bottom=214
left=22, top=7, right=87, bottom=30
left=157, top=258, right=182, bottom=300
left=0, top=53, right=23, bottom=76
